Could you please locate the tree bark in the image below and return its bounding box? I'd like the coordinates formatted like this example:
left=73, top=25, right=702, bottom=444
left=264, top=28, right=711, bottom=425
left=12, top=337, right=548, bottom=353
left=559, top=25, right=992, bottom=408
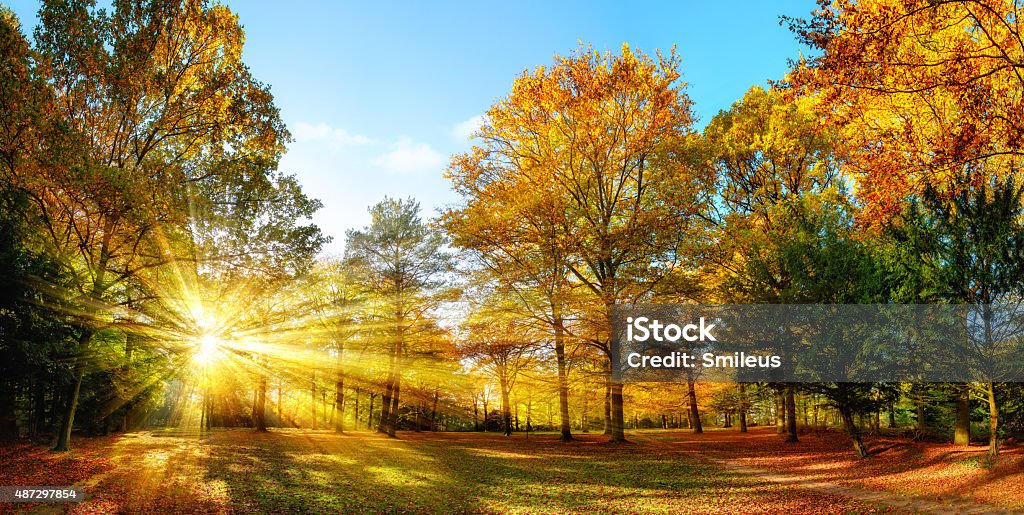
left=915, top=388, right=926, bottom=433
left=738, top=383, right=748, bottom=433
left=430, top=388, right=439, bottom=431
left=776, top=390, right=786, bottom=434
left=553, top=315, right=573, bottom=441
left=388, top=372, right=401, bottom=437
left=54, top=333, right=90, bottom=452
left=368, top=393, right=376, bottom=430
left=603, top=379, right=612, bottom=435
left=954, top=383, right=970, bottom=446
left=254, top=373, right=267, bottom=432
left=987, top=381, right=999, bottom=456
left=473, top=395, right=479, bottom=431
left=785, top=385, right=798, bottom=443
left=334, top=377, right=345, bottom=433
left=378, top=381, right=392, bottom=433
left=311, top=371, right=317, bottom=429
left=839, top=403, right=869, bottom=458
left=609, top=381, right=626, bottom=441
left=386, top=317, right=405, bottom=437
left=500, top=369, right=512, bottom=437
left=687, top=379, right=702, bottom=434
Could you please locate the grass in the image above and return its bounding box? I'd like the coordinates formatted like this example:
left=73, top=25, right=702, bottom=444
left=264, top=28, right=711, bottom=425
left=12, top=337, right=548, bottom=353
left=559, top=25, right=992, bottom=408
left=0, top=429, right=908, bottom=514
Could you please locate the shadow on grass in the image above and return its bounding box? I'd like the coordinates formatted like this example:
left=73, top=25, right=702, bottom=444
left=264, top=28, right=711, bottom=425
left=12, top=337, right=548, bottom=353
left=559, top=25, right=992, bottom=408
left=190, top=429, right=894, bottom=514
left=654, top=427, right=1024, bottom=509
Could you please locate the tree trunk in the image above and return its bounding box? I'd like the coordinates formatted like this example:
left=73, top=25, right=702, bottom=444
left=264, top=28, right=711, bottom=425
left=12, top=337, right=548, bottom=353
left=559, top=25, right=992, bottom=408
left=54, top=327, right=94, bottom=452
left=603, top=379, right=612, bottom=435
left=954, top=383, right=970, bottom=446
left=987, top=381, right=999, bottom=456
left=500, top=370, right=512, bottom=437
left=334, top=375, right=345, bottom=433
left=379, top=381, right=392, bottom=433
left=254, top=373, right=267, bottom=432
left=473, top=396, right=479, bottom=431
left=839, top=403, right=869, bottom=458
left=687, top=379, right=702, bottom=434
left=609, top=381, right=626, bottom=442
left=204, top=390, right=212, bottom=430
left=738, top=383, right=748, bottom=433
left=915, top=389, right=926, bottom=433
left=311, top=371, right=317, bottom=429
left=54, top=359, right=85, bottom=452
left=553, top=316, right=573, bottom=441
left=482, top=396, right=489, bottom=431
left=431, top=388, right=439, bottom=431
left=353, top=388, right=360, bottom=431
left=386, top=319, right=405, bottom=437
left=389, top=373, right=401, bottom=437
left=776, top=390, right=786, bottom=434
left=368, top=393, right=376, bottom=430
left=581, top=392, right=589, bottom=433
left=813, top=397, right=819, bottom=427
left=785, top=385, right=798, bottom=443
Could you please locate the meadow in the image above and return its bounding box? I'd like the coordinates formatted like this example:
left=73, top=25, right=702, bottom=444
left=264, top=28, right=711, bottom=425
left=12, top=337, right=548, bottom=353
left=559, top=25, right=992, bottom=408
left=2, top=428, right=1021, bottom=514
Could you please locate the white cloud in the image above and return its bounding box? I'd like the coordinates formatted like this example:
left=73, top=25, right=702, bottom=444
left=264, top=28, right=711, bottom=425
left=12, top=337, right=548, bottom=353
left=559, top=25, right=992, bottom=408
left=373, top=137, right=446, bottom=174
left=292, top=122, right=375, bottom=147
left=451, top=114, right=485, bottom=142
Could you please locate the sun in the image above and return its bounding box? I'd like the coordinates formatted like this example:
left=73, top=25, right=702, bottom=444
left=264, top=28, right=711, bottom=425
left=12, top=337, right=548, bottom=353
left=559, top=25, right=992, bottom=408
left=194, top=333, right=222, bottom=365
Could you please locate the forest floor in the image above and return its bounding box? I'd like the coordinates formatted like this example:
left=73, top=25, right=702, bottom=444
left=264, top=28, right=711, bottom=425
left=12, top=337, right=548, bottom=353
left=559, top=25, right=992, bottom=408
left=0, top=427, right=1019, bottom=514
left=637, top=427, right=1024, bottom=513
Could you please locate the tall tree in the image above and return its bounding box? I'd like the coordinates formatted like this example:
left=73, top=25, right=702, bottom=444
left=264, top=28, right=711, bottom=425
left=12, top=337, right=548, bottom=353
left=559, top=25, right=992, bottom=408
left=460, top=295, right=537, bottom=437
left=790, top=1, right=1024, bottom=455
left=446, top=44, right=706, bottom=442
left=442, top=174, right=580, bottom=441
left=306, top=259, right=361, bottom=433
left=16, top=0, right=321, bottom=450
left=345, top=198, right=450, bottom=437
left=888, top=178, right=1024, bottom=456
left=735, top=195, right=891, bottom=457
left=703, top=85, right=841, bottom=443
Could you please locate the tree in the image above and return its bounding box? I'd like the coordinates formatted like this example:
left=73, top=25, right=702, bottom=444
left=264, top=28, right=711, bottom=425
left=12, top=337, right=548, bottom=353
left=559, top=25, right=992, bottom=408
left=460, top=295, right=537, bottom=436
left=446, top=44, right=706, bottom=442
left=730, top=194, right=890, bottom=457
left=790, top=2, right=1024, bottom=454
left=305, top=259, right=362, bottom=433
left=443, top=162, right=580, bottom=441
left=3, top=0, right=324, bottom=450
left=703, top=85, right=842, bottom=443
left=888, top=177, right=1024, bottom=456
left=788, top=0, right=1024, bottom=223
left=345, top=198, right=450, bottom=437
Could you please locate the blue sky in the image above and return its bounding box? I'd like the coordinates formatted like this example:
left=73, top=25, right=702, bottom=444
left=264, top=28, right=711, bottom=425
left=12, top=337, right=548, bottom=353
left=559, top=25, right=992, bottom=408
left=7, top=1, right=817, bottom=254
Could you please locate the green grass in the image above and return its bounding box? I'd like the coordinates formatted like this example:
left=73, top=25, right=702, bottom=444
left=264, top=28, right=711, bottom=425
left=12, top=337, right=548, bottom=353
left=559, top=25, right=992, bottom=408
left=35, top=429, right=901, bottom=514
